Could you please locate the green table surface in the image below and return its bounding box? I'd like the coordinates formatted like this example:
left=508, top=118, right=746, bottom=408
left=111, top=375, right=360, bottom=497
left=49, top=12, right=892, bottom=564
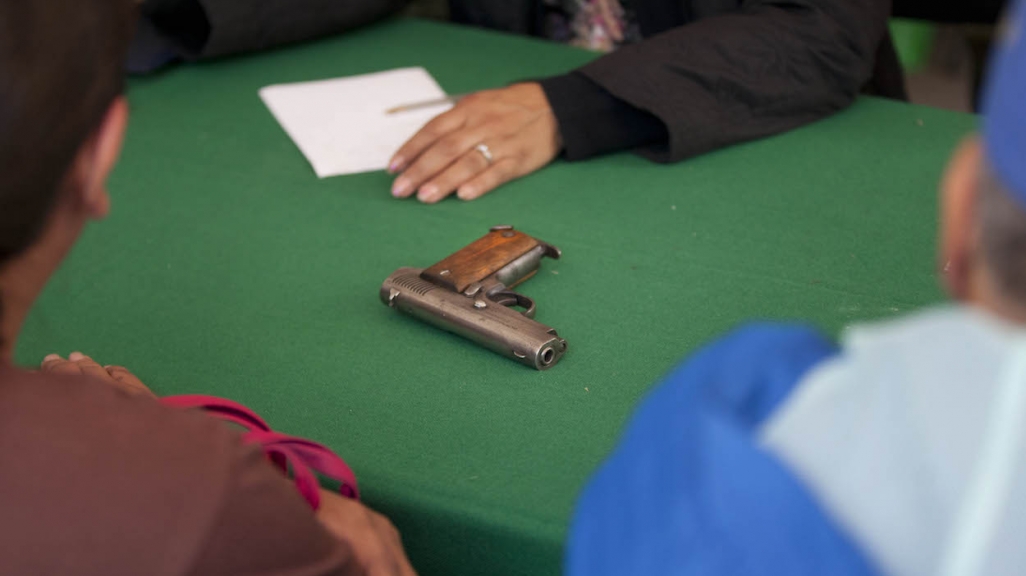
left=16, top=18, right=977, bottom=576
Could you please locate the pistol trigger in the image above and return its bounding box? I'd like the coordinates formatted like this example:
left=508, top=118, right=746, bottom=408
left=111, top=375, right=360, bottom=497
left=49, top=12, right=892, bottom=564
left=519, top=297, right=537, bottom=319
left=490, top=290, right=536, bottom=318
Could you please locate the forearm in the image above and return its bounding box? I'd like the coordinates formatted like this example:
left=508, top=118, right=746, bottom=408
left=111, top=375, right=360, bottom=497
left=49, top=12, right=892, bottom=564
left=198, top=0, right=408, bottom=58
left=538, top=72, right=668, bottom=161
left=142, top=0, right=409, bottom=60
left=576, top=0, right=890, bottom=162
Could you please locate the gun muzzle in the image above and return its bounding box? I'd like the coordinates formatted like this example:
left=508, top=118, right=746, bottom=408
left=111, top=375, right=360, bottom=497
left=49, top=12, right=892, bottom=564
left=380, top=267, right=567, bottom=370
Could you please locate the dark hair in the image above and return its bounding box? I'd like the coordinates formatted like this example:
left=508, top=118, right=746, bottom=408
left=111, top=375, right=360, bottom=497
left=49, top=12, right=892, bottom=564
left=977, top=164, right=1026, bottom=305
left=0, top=0, right=135, bottom=265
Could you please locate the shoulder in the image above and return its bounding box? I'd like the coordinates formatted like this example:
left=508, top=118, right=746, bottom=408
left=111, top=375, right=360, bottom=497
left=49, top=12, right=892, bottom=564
left=683, top=321, right=837, bottom=372
left=0, top=366, right=244, bottom=479
left=760, top=306, right=1021, bottom=576
left=606, top=322, right=838, bottom=472
left=641, top=322, right=838, bottom=428
left=566, top=323, right=875, bottom=576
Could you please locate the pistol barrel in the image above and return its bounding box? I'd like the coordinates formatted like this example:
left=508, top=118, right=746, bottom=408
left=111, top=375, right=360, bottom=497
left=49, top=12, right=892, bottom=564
left=380, top=267, right=567, bottom=370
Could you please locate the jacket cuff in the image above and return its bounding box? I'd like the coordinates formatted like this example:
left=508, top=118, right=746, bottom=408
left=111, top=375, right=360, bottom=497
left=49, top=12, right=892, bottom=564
left=539, top=71, right=668, bottom=162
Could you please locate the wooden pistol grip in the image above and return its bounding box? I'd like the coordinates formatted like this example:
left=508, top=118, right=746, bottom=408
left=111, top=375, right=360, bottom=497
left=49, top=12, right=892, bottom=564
left=422, top=229, right=541, bottom=293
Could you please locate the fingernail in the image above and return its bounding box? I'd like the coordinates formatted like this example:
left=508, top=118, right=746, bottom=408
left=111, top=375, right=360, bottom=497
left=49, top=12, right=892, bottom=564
left=457, top=186, right=474, bottom=200
left=388, top=157, right=404, bottom=173
left=418, top=185, right=438, bottom=202
left=392, top=177, right=411, bottom=197
left=69, top=351, right=85, bottom=361
left=43, top=354, right=60, bottom=362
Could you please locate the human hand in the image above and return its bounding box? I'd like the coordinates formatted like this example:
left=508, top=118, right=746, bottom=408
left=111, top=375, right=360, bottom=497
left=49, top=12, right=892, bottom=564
left=316, top=490, right=417, bottom=576
left=388, top=83, right=562, bottom=203
left=41, top=352, right=155, bottom=397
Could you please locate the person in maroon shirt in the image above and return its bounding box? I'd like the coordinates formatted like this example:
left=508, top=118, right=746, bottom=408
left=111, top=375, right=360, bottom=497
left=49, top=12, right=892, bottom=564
left=0, top=2, right=415, bottom=575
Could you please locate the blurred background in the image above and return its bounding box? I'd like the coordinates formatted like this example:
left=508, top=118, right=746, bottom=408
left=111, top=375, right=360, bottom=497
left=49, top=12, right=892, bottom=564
left=404, top=0, right=1007, bottom=114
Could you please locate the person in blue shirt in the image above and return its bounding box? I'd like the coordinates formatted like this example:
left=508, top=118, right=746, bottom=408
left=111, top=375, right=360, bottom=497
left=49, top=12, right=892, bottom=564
left=566, top=3, right=1026, bottom=576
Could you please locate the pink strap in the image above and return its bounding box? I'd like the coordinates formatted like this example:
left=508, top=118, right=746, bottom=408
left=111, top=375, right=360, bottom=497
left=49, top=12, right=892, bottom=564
left=243, top=431, right=360, bottom=500
left=161, top=394, right=273, bottom=431
left=262, top=443, right=324, bottom=507
left=161, top=395, right=359, bottom=508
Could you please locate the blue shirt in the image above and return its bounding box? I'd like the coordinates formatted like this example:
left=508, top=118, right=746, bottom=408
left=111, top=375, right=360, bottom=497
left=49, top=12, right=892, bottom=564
left=565, top=323, right=879, bottom=576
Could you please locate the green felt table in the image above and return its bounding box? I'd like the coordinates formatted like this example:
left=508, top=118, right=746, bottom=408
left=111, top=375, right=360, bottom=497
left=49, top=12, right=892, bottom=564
left=16, top=18, right=977, bottom=576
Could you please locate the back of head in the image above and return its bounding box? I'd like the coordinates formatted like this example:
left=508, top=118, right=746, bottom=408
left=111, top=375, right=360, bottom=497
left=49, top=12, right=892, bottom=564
left=0, top=0, right=134, bottom=264
left=975, top=0, right=1026, bottom=305
left=983, top=0, right=1026, bottom=196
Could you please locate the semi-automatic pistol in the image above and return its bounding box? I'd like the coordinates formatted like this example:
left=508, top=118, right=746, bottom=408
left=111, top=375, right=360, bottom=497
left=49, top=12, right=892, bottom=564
left=380, top=226, right=567, bottom=370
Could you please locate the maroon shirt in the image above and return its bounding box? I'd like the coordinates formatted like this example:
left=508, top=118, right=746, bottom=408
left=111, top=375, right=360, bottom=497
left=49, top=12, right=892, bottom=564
left=0, top=366, right=354, bottom=575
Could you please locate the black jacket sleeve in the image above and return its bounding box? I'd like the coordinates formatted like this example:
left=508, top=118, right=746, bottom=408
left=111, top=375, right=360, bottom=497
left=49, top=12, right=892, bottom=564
left=543, top=0, right=893, bottom=163
left=539, top=72, right=668, bottom=161
left=142, top=0, right=409, bottom=61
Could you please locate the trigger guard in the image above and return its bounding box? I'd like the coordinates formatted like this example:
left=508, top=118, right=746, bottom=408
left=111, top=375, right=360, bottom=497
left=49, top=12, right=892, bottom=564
left=490, top=291, right=536, bottom=318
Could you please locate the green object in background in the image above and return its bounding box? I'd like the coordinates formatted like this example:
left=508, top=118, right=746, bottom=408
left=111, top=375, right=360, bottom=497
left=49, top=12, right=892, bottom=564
left=16, top=18, right=976, bottom=576
left=890, top=18, right=938, bottom=73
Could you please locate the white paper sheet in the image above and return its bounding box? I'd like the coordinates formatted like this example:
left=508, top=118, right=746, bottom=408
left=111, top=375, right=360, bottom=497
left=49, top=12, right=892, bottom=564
left=258, top=67, right=453, bottom=178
